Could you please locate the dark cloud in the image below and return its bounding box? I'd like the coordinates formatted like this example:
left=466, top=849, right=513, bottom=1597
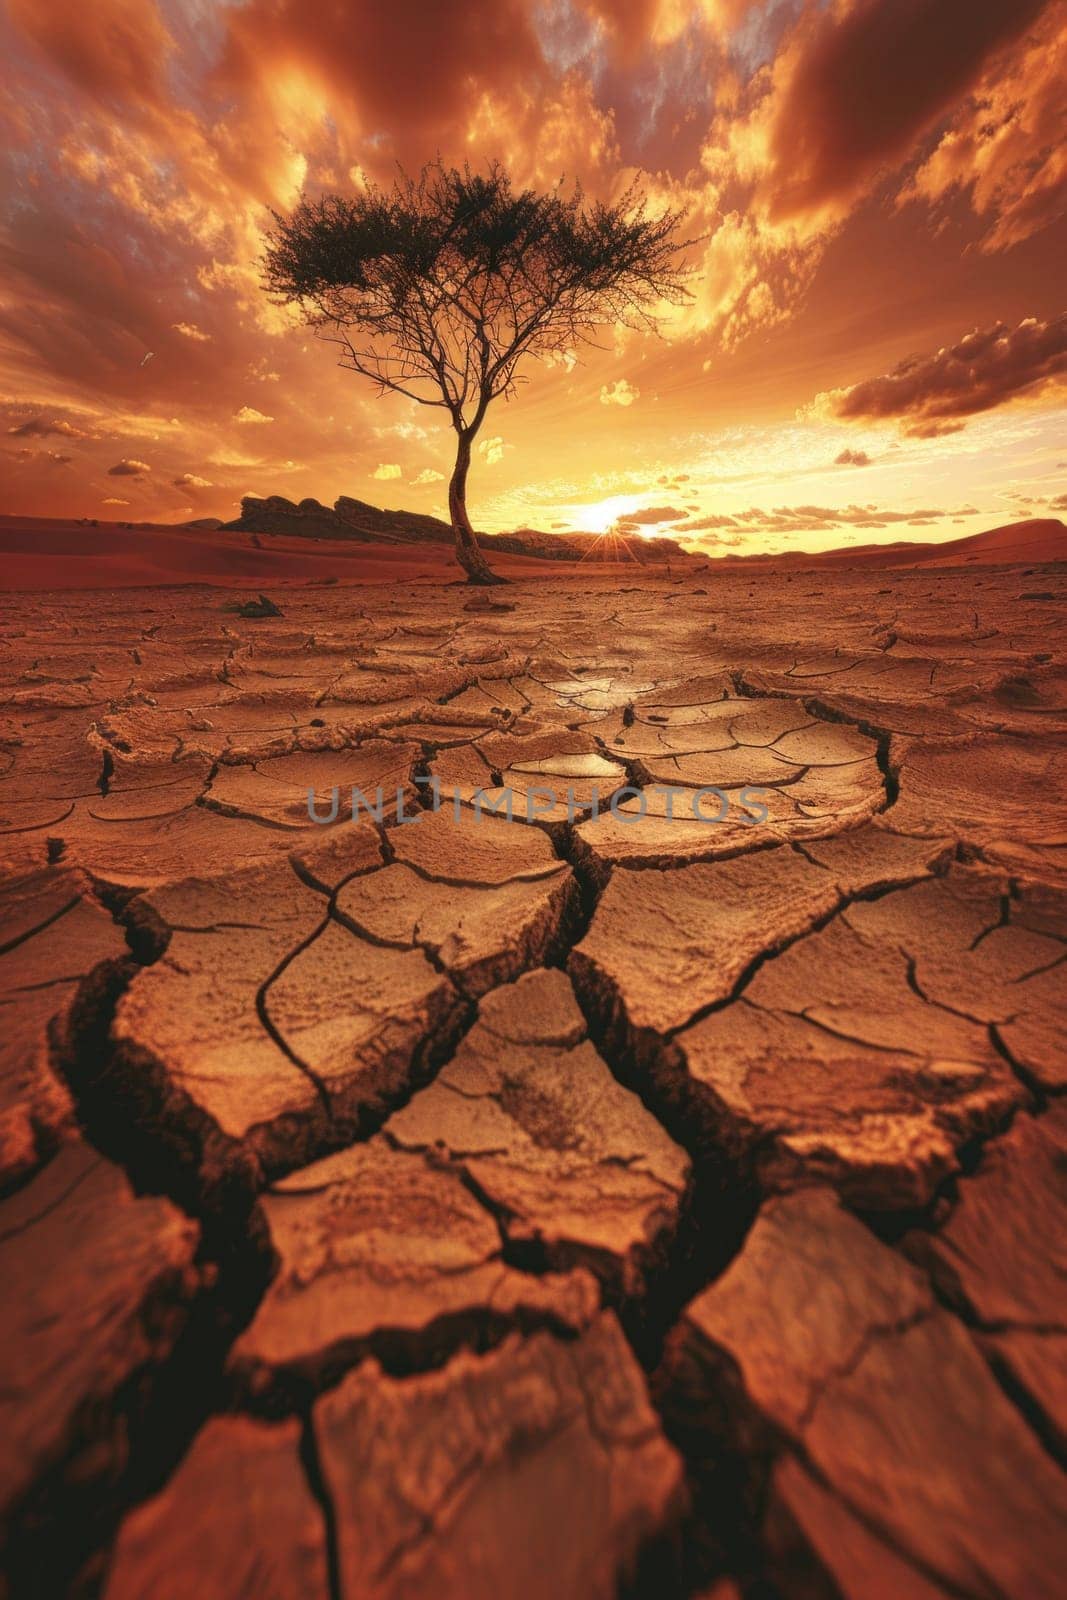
left=108, top=458, right=150, bottom=475
left=11, top=447, right=72, bottom=466
left=6, top=0, right=172, bottom=110
left=578, top=0, right=662, bottom=62
left=901, top=3, right=1067, bottom=251
left=911, top=420, right=968, bottom=439
left=219, top=0, right=545, bottom=165
left=689, top=502, right=979, bottom=539
left=7, top=415, right=91, bottom=439
left=765, top=0, right=1049, bottom=219
left=674, top=512, right=740, bottom=530
left=825, top=314, right=1067, bottom=434
left=622, top=504, right=688, bottom=524
left=835, top=448, right=872, bottom=466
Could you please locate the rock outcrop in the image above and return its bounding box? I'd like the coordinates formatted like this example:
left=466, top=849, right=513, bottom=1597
left=224, top=494, right=689, bottom=561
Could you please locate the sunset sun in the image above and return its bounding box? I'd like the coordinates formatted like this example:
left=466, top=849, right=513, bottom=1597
left=574, top=494, right=643, bottom=534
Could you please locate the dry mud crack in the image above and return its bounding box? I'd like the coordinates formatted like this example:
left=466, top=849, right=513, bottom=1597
left=1, top=567, right=1065, bottom=1597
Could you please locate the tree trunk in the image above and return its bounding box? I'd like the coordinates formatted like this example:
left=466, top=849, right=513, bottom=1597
left=448, top=430, right=507, bottom=585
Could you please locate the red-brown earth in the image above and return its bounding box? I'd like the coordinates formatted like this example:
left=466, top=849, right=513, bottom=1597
left=1, top=554, right=1065, bottom=1597
left=0, top=511, right=1061, bottom=589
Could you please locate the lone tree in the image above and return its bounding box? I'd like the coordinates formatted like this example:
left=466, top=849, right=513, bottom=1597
left=264, top=161, right=690, bottom=583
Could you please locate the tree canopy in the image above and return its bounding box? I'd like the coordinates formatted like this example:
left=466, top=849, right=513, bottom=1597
left=264, top=161, right=691, bottom=581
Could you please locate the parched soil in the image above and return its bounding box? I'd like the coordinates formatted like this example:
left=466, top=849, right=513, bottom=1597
left=1, top=564, right=1065, bottom=1598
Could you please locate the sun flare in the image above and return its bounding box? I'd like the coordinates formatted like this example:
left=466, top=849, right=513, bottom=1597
left=573, top=494, right=642, bottom=534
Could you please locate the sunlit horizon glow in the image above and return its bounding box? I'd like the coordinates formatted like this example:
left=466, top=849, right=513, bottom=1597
left=573, top=495, right=643, bottom=534
left=0, top=0, right=1065, bottom=556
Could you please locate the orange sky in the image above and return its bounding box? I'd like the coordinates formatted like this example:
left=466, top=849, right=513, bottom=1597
left=1, top=0, right=1065, bottom=554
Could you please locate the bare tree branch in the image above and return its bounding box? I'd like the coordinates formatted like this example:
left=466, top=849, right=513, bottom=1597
left=263, top=160, right=693, bottom=580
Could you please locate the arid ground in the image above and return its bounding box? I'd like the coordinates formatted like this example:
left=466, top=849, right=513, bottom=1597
left=2, top=558, right=1066, bottom=1597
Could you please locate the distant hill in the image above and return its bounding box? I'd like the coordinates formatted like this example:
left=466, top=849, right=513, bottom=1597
left=0, top=510, right=1060, bottom=591
left=223, top=499, right=1063, bottom=570
left=224, top=494, right=688, bottom=562
left=702, top=517, right=1065, bottom=571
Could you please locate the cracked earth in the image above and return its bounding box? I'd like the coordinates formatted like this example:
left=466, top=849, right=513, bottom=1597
left=1, top=566, right=1065, bottom=1598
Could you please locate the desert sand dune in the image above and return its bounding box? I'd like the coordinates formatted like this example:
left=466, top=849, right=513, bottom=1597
left=0, top=514, right=568, bottom=589
left=0, top=512, right=1061, bottom=591
left=729, top=516, right=1065, bottom=570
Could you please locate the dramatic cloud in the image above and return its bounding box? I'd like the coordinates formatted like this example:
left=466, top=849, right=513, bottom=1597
left=0, top=0, right=1064, bottom=531
left=689, top=0, right=1064, bottom=350
left=217, top=0, right=546, bottom=172
left=372, top=463, right=402, bottom=480
left=901, top=3, right=1067, bottom=251
left=173, top=472, right=212, bottom=488
left=5, top=0, right=174, bottom=107
left=108, top=458, right=150, bottom=476
left=600, top=379, right=639, bottom=406
left=817, top=314, right=1067, bottom=435
left=835, top=448, right=872, bottom=465
left=102, top=496, right=130, bottom=505
left=760, top=0, right=1049, bottom=222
